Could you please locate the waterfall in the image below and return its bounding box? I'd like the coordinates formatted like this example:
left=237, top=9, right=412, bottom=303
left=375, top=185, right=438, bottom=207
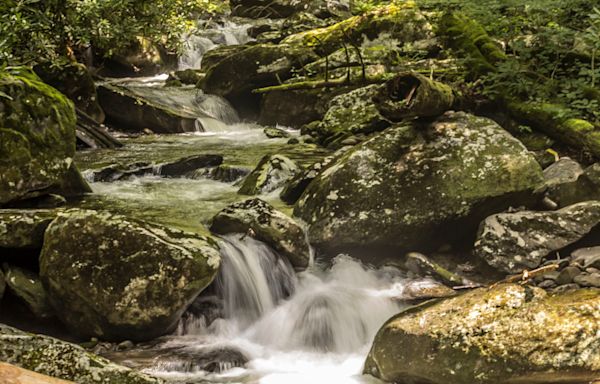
left=215, top=235, right=297, bottom=326
left=179, top=21, right=253, bottom=70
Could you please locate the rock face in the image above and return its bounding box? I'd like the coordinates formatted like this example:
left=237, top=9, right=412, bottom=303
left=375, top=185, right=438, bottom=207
left=294, top=111, right=544, bottom=254
left=39, top=210, right=221, bottom=341
left=0, top=67, right=77, bottom=205
left=0, top=324, right=162, bottom=384
left=474, top=202, right=600, bottom=274
left=3, top=265, right=53, bottom=318
left=0, top=209, right=57, bottom=249
left=239, top=154, right=301, bottom=195
left=210, top=198, right=310, bottom=269
left=200, top=44, right=317, bottom=113
left=365, top=284, right=600, bottom=384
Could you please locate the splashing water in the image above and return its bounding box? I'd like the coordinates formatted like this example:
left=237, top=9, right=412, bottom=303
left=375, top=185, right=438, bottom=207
left=131, top=235, right=406, bottom=384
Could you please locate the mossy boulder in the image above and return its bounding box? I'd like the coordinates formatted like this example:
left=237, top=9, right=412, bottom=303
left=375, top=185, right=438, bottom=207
left=231, top=0, right=310, bottom=18
left=0, top=67, right=76, bottom=205
left=3, top=265, right=53, bottom=318
left=365, top=284, right=600, bottom=384
left=474, top=201, right=600, bottom=274
left=239, top=154, right=302, bottom=195
left=313, top=84, right=391, bottom=147
left=294, top=111, right=544, bottom=254
left=0, top=209, right=57, bottom=249
left=39, top=209, right=221, bottom=341
left=210, top=198, right=310, bottom=270
left=0, top=324, right=162, bottom=383
left=34, top=61, right=104, bottom=123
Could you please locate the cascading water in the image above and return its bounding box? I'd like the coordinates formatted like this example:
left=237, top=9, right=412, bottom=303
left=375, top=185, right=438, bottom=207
left=179, top=21, right=253, bottom=70
left=125, top=235, right=407, bottom=384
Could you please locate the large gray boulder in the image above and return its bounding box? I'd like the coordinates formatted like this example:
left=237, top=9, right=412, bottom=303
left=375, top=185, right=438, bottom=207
left=0, top=324, right=162, bottom=384
left=40, top=209, right=221, bottom=341
left=294, top=111, right=544, bottom=254
left=0, top=67, right=76, bottom=205
left=210, top=198, right=310, bottom=269
left=474, top=201, right=600, bottom=274
left=541, top=161, right=600, bottom=208
left=365, top=284, right=600, bottom=384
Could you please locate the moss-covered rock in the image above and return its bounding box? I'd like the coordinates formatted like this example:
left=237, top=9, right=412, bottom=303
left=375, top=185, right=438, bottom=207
left=39, top=209, right=220, bottom=341
left=0, top=67, right=76, bottom=205
left=239, top=154, right=301, bottom=195
left=474, top=201, right=600, bottom=274
left=0, top=209, right=57, bottom=249
left=0, top=324, right=162, bottom=383
left=34, top=61, right=104, bottom=123
left=210, top=198, right=310, bottom=270
left=315, top=84, right=391, bottom=147
left=294, top=111, right=543, bottom=254
left=3, top=265, right=53, bottom=318
left=365, top=284, right=600, bottom=384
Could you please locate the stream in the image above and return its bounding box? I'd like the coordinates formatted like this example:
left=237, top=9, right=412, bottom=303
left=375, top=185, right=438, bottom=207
left=73, top=20, right=418, bottom=384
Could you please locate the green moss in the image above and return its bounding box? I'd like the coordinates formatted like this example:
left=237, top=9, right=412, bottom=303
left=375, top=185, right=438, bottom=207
left=438, top=12, right=506, bottom=79
left=0, top=67, right=77, bottom=204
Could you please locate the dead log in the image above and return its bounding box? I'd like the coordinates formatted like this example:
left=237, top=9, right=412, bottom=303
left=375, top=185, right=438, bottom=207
left=374, top=72, right=456, bottom=121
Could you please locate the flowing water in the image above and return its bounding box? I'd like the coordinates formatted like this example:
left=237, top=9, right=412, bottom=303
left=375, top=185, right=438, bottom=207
left=75, top=19, right=420, bottom=383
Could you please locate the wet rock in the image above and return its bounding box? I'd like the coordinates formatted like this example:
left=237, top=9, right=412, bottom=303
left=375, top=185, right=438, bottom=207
left=199, top=44, right=249, bottom=73
left=3, top=265, right=53, bottom=318
left=552, top=283, right=580, bottom=293
left=98, top=83, right=200, bottom=133
left=0, top=67, right=76, bottom=205
left=0, top=209, right=57, bottom=249
left=166, top=69, right=203, bottom=86
left=239, top=154, right=301, bottom=195
left=314, top=84, right=391, bottom=147
left=264, top=127, right=290, bottom=138
left=157, top=155, right=223, bottom=178
left=537, top=279, right=556, bottom=289
left=34, top=61, right=105, bottom=123
left=155, top=346, right=248, bottom=373
left=51, top=164, right=93, bottom=197
left=365, top=284, right=600, bottom=384
left=200, top=165, right=251, bottom=183
left=231, top=0, right=313, bottom=18
left=0, top=324, right=162, bottom=383
left=87, top=155, right=223, bottom=182
left=474, top=202, right=600, bottom=274
left=401, top=279, right=456, bottom=300
left=211, top=198, right=310, bottom=269
left=295, top=111, right=543, bottom=254
left=40, top=209, right=221, bottom=341
left=574, top=272, right=600, bottom=288
left=571, top=246, right=600, bottom=269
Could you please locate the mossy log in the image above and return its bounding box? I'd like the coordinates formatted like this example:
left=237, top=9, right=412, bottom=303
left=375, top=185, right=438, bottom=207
left=438, top=11, right=506, bottom=80
left=282, top=2, right=424, bottom=56
left=508, top=101, right=600, bottom=158
left=374, top=72, right=456, bottom=121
